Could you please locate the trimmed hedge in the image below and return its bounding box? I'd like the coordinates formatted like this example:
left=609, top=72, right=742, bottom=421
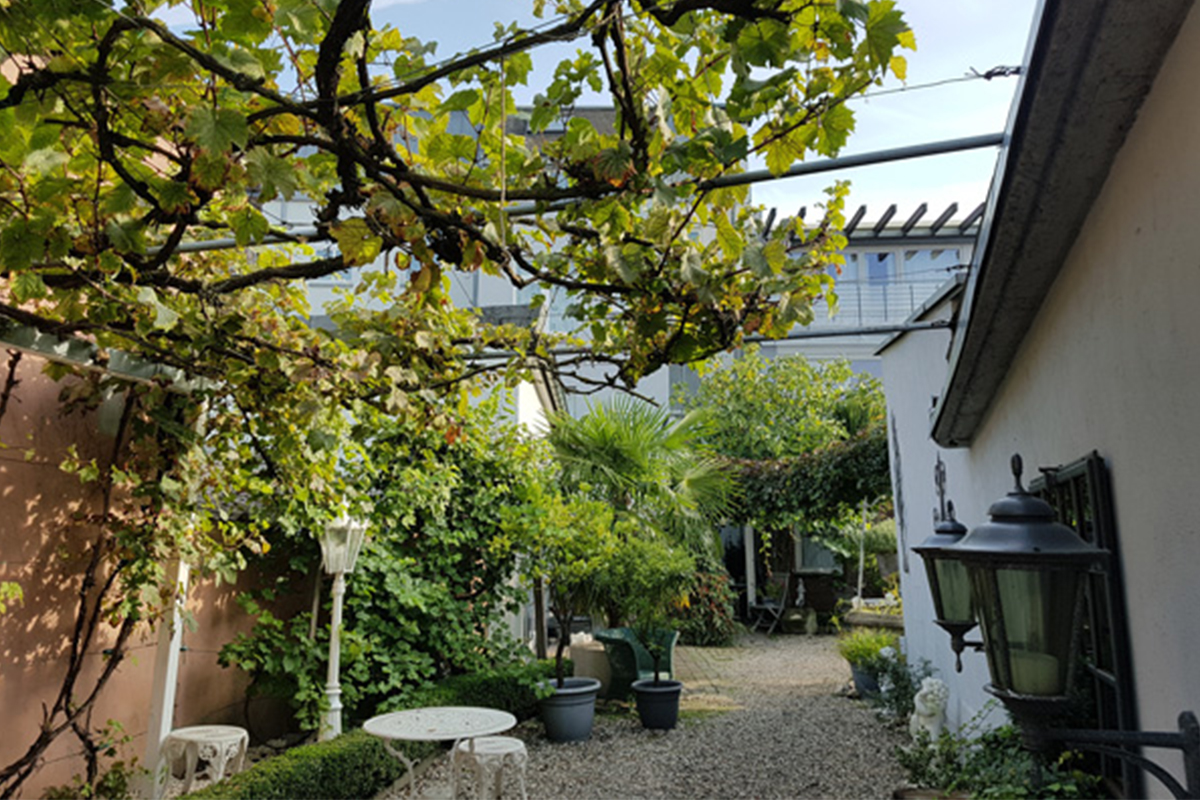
left=186, top=730, right=425, bottom=800
left=187, top=660, right=561, bottom=800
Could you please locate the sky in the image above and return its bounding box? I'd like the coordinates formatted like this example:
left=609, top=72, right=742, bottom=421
left=372, top=0, right=1042, bottom=225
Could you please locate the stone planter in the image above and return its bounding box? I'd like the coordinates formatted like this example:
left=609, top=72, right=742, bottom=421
left=538, top=677, right=602, bottom=742
left=568, top=640, right=612, bottom=697
left=630, top=678, right=683, bottom=730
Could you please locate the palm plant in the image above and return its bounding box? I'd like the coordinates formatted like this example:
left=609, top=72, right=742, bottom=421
left=546, top=397, right=737, bottom=559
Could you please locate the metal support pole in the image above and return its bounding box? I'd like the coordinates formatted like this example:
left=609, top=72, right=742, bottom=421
left=322, top=571, right=347, bottom=741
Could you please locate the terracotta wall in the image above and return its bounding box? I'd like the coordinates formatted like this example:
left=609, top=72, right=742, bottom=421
left=0, top=354, right=291, bottom=798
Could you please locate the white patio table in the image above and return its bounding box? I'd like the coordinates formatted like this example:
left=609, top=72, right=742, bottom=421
left=363, top=706, right=517, bottom=798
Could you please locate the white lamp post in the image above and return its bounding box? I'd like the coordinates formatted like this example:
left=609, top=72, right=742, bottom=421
left=318, top=516, right=368, bottom=741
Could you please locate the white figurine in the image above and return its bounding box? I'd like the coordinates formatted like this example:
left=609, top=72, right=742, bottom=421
left=909, top=677, right=950, bottom=740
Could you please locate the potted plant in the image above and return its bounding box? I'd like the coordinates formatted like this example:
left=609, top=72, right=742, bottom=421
left=836, top=626, right=899, bottom=698
left=500, top=484, right=616, bottom=742
left=618, top=536, right=695, bottom=730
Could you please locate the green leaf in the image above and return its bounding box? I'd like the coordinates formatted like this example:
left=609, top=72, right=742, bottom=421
left=185, top=108, right=249, bottom=153
left=864, top=1, right=911, bottom=69
left=735, top=19, right=790, bottom=68
left=137, top=287, right=179, bottom=331
left=440, top=89, right=479, bottom=113
left=0, top=220, right=43, bottom=270
left=12, top=271, right=48, bottom=302
left=229, top=206, right=271, bottom=246
left=246, top=150, right=299, bottom=201
left=332, top=218, right=382, bottom=267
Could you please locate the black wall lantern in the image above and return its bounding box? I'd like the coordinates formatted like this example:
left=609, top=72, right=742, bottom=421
left=913, top=456, right=978, bottom=672
left=921, top=454, right=1200, bottom=798
left=955, top=454, right=1107, bottom=718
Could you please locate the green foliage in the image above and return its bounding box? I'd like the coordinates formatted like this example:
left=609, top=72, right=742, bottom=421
left=677, top=349, right=885, bottom=461
left=548, top=398, right=736, bottom=555
left=667, top=571, right=739, bottom=647
left=606, top=535, right=695, bottom=681
left=185, top=730, right=418, bottom=800
left=497, top=482, right=620, bottom=684
left=731, top=424, right=892, bottom=537
left=835, top=626, right=899, bottom=669
left=869, top=649, right=934, bottom=722
left=897, top=714, right=1102, bottom=798
left=219, top=402, right=538, bottom=729
left=678, top=349, right=890, bottom=543
left=218, top=599, right=330, bottom=732
left=398, top=660, right=561, bottom=720
left=0, top=0, right=915, bottom=790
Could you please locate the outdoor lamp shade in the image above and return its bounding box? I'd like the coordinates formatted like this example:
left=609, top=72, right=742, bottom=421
left=956, top=456, right=1108, bottom=702
left=320, top=517, right=368, bottom=575
left=932, top=555, right=973, bottom=625
left=970, top=564, right=1086, bottom=696
left=915, top=514, right=973, bottom=628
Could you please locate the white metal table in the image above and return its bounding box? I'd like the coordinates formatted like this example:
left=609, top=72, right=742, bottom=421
left=363, top=706, right=518, bottom=798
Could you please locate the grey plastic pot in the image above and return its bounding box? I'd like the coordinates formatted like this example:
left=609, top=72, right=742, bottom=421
left=538, top=677, right=602, bottom=742
left=850, top=664, right=881, bottom=698
left=631, top=678, right=683, bottom=730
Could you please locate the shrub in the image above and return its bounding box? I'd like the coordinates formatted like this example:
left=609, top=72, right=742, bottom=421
left=186, top=730, right=420, bottom=800
left=870, top=649, right=934, bottom=722
left=219, top=403, right=540, bottom=730
left=668, top=571, right=738, bottom=647
left=835, top=627, right=898, bottom=670
left=377, top=660, right=561, bottom=721
left=897, top=716, right=1102, bottom=798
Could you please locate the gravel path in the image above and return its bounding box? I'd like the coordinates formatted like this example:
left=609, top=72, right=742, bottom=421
left=381, top=632, right=909, bottom=800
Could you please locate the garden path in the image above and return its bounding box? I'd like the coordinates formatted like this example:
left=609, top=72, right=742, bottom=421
left=386, top=632, right=909, bottom=800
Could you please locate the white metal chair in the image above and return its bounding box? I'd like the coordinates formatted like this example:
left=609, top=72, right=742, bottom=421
left=454, top=736, right=528, bottom=800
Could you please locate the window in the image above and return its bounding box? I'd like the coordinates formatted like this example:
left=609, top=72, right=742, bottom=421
left=1031, top=453, right=1141, bottom=797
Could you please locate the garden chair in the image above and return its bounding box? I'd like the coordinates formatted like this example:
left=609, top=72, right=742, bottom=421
left=749, top=572, right=796, bottom=636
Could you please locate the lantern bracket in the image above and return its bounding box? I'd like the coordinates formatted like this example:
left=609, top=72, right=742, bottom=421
left=936, top=620, right=983, bottom=672
left=1022, top=712, right=1200, bottom=799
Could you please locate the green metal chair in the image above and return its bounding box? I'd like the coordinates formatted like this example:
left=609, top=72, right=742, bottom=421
left=592, top=627, right=678, bottom=699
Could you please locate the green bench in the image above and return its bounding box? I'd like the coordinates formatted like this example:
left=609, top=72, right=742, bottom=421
left=592, top=627, right=679, bottom=699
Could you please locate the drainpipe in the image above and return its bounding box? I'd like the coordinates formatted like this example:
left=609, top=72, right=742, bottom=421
left=141, top=559, right=190, bottom=800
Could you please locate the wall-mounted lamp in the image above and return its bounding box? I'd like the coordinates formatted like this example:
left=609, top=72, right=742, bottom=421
left=920, top=455, right=1200, bottom=798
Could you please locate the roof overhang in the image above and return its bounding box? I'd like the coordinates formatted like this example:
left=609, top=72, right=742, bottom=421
left=931, top=0, right=1192, bottom=447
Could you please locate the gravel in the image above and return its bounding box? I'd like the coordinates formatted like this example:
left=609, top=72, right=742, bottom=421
left=380, top=632, right=910, bottom=800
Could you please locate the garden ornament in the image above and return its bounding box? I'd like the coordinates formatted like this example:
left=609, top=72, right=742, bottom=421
left=909, top=677, right=950, bottom=741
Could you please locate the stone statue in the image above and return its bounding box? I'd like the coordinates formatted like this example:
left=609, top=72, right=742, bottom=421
left=909, top=677, right=950, bottom=740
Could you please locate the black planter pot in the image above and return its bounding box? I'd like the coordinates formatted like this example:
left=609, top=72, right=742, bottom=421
left=850, top=664, right=881, bottom=698
left=631, top=678, right=683, bottom=730
left=539, top=677, right=602, bottom=742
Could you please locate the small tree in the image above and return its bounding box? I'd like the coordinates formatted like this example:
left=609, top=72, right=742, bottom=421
left=612, top=536, right=695, bottom=683
left=499, top=485, right=618, bottom=687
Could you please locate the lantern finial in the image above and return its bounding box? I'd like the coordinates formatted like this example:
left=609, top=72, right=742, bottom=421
left=1010, top=453, right=1025, bottom=492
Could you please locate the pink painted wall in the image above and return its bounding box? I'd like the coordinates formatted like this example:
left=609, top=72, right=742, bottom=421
left=0, top=353, right=291, bottom=797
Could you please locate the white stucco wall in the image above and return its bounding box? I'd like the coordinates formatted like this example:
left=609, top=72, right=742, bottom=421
left=880, top=296, right=1003, bottom=730
left=887, top=4, right=1200, bottom=776
left=967, top=4, right=1200, bottom=738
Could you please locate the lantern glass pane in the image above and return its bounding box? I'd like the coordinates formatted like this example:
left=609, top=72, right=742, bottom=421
left=934, top=558, right=973, bottom=624
left=977, top=566, right=1081, bottom=696
left=321, top=519, right=367, bottom=574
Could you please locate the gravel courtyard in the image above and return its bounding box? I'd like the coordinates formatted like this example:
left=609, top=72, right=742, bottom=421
left=384, top=632, right=909, bottom=800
